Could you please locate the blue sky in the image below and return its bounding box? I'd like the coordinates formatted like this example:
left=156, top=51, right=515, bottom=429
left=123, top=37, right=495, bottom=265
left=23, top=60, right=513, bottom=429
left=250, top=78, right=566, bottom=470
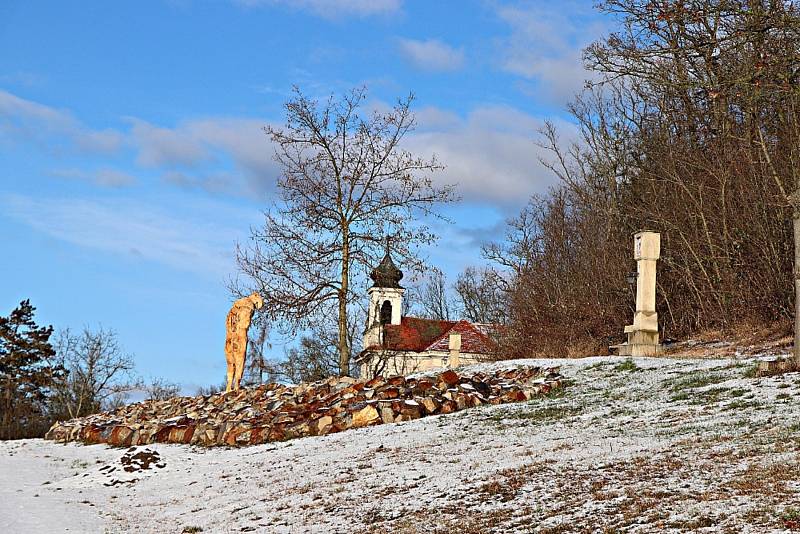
left=0, top=0, right=607, bottom=391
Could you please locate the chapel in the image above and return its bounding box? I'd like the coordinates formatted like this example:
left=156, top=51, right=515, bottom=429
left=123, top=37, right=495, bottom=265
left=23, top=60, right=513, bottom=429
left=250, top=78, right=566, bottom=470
left=357, top=248, right=499, bottom=379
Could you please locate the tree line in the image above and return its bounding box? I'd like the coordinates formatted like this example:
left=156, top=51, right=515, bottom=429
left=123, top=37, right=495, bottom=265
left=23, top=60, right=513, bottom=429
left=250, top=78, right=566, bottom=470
left=491, top=0, right=800, bottom=357
left=0, top=300, right=180, bottom=439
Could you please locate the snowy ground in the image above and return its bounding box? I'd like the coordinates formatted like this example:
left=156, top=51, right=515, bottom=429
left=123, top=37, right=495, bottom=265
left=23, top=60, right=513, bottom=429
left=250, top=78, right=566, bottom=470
left=4, top=356, right=800, bottom=533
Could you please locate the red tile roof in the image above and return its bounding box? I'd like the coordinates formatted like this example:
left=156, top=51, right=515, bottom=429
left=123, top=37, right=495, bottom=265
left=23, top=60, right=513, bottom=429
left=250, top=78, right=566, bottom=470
left=424, top=319, right=497, bottom=354
left=368, top=316, right=498, bottom=354
left=381, top=317, right=455, bottom=352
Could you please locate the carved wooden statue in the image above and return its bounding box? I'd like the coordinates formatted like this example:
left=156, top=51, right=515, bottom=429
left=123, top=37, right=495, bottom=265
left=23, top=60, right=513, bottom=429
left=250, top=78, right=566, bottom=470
left=224, top=292, right=264, bottom=393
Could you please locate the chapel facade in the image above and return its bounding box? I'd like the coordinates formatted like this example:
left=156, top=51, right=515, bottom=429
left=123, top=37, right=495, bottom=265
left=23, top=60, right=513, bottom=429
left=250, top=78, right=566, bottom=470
left=357, top=249, right=499, bottom=379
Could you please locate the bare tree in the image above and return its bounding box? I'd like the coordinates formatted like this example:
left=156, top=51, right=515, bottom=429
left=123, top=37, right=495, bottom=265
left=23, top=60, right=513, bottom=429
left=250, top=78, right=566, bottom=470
left=455, top=266, right=509, bottom=325
left=196, top=382, right=227, bottom=396
left=243, top=320, right=271, bottom=386
left=51, top=327, right=136, bottom=418
left=360, top=346, right=424, bottom=380
left=482, top=198, right=544, bottom=278
left=417, top=269, right=454, bottom=321
left=273, top=314, right=361, bottom=383
left=235, top=86, right=455, bottom=376
left=143, top=377, right=181, bottom=401
left=279, top=337, right=339, bottom=384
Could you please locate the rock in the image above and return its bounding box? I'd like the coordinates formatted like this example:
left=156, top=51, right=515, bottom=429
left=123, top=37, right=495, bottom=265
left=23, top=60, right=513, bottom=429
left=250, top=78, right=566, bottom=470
left=420, top=397, right=440, bottom=414
left=351, top=406, right=380, bottom=428
left=316, top=416, right=333, bottom=434
left=501, top=390, right=527, bottom=403
left=440, top=400, right=458, bottom=414
left=400, top=405, right=421, bottom=420
left=440, top=369, right=460, bottom=386
left=416, top=379, right=434, bottom=391
left=386, top=376, right=406, bottom=387
left=380, top=387, right=400, bottom=399
left=365, top=376, right=386, bottom=389
left=380, top=407, right=395, bottom=424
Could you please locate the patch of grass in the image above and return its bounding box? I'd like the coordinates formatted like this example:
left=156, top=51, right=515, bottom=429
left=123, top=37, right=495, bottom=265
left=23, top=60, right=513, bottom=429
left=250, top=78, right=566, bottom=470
left=723, top=399, right=763, bottom=411
left=729, top=460, right=799, bottom=496
left=181, top=528, right=203, bottom=533
left=606, top=392, right=627, bottom=403
left=727, top=388, right=749, bottom=398
left=543, top=384, right=569, bottom=399
left=743, top=363, right=759, bottom=378
left=487, top=394, right=583, bottom=425
left=688, top=387, right=727, bottom=404
left=607, top=407, right=634, bottom=418
left=614, top=358, right=641, bottom=373
left=669, top=371, right=727, bottom=393
left=777, top=392, right=792, bottom=401
left=781, top=507, right=800, bottom=530
left=670, top=390, right=691, bottom=402
left=670, top=381, right=734, bottom=404
left=669, top=516, right=716, bottom=529
left=585, top=361, right=613, bottom=371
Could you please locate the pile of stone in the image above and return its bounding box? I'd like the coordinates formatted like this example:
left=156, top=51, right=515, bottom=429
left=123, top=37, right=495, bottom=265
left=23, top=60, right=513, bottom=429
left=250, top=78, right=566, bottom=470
left=45, top=366, right=562, bottom=448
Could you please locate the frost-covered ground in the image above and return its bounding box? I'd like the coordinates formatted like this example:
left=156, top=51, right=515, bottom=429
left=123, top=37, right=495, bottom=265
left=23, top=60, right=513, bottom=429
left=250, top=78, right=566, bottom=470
left=4, top=356, right=800, bottom=533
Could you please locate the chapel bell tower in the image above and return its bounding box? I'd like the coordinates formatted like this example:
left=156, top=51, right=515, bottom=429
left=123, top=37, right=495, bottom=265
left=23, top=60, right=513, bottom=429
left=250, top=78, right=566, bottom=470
left=364, top=246, right=404, bottom=348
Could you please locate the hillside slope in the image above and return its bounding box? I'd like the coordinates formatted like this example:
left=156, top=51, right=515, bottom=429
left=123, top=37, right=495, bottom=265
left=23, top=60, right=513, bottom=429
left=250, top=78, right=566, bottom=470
left=3, top=356, right=800, bottom=533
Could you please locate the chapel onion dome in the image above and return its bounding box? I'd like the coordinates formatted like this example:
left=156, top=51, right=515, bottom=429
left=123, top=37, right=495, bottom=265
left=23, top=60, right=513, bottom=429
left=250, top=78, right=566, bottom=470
left=370, top=251, right=403, bottom=289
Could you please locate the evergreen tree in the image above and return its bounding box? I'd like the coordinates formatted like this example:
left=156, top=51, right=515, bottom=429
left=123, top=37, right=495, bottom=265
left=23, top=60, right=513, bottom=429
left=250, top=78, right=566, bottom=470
left=0, top=300, right=63, bottom=439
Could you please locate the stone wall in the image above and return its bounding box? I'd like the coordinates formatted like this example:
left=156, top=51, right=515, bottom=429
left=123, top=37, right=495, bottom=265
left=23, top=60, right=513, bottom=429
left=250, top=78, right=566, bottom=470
left=45, top=366, right=563, bottom=448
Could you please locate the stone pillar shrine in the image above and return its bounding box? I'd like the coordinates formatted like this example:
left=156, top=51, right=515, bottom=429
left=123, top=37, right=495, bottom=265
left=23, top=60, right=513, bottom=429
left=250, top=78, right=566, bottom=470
left=618, top=231, right=661, bottom=357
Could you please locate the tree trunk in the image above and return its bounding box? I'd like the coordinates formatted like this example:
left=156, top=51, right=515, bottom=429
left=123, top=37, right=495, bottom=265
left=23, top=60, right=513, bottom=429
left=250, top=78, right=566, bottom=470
left=338, top=233, right=351, bottom=376
left=794, top=207, right=800, bottom=366
left=2, top=377, right=11, bottom=439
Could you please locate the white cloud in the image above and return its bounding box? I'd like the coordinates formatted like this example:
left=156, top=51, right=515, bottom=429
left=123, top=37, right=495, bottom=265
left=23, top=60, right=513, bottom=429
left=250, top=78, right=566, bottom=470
left=496, top=3, right=607, bottom=104
left=1, top=194, right=256, bottom=277
left=128, top=117, right=280, bottom=198
left=162, top=170, right=241, bottom=196
left=95, top=168, right=136, bottom=187
left=236, top=0, right=401, bottom=18
left=134, top=102, right=576, bottom=207
left=398, top=39, right=465, bottom=72
left=51, top=167, right=137, bottom=188
left=0, top=89, right=574, bottom=209
left=129, top=119, right=211, bottom=168
left=0, top=89, right=123, bottom=153
left=411, top=106, right=462, bottom=130
left=404, top=105, right=578, bottom=205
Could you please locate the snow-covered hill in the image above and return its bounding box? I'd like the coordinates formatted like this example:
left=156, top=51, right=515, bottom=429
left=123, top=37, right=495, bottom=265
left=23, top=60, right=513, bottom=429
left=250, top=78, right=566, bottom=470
left=3, top=356, right=800, bottom=533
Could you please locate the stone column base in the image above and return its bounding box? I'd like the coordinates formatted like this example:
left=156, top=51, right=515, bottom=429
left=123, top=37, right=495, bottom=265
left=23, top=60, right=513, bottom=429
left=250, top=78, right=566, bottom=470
left=616, top=342, right=661, bottom=357
left=613, top=328, right=660, bottom=357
